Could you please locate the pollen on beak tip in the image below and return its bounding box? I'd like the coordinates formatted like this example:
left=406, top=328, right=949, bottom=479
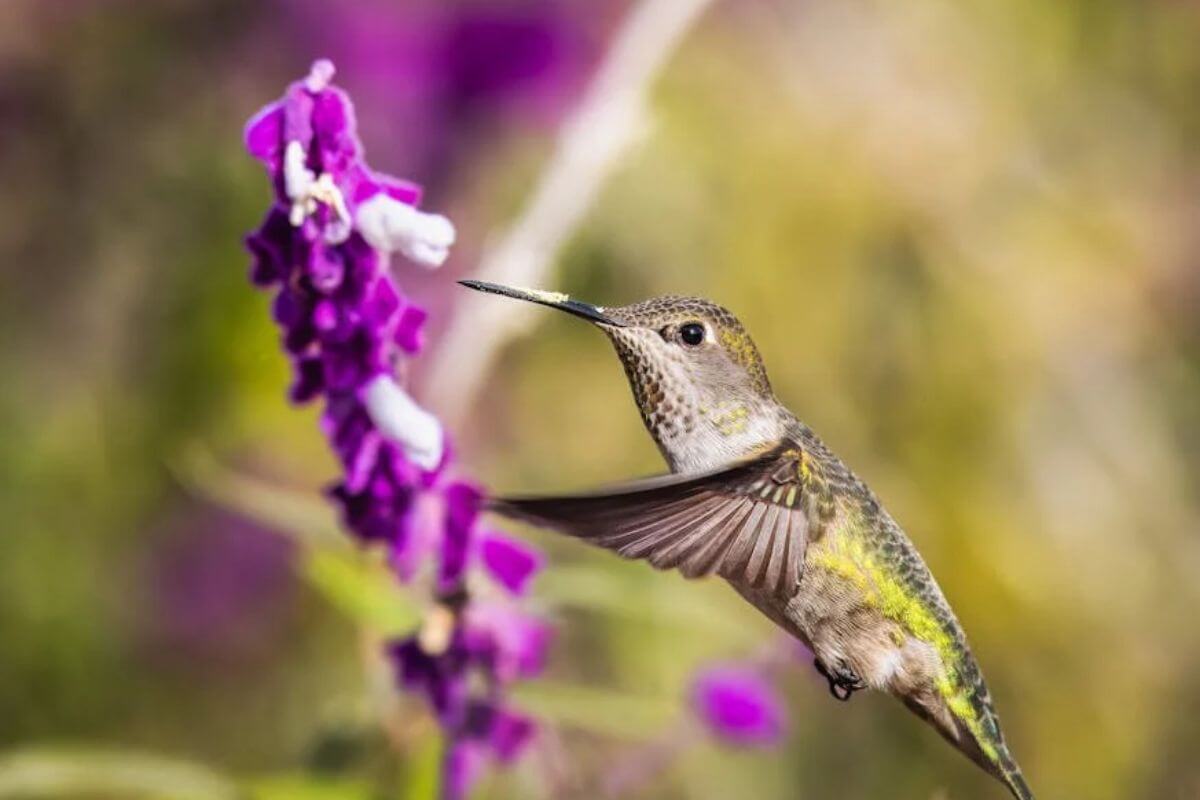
left=521, top=288, right=570, bottom=304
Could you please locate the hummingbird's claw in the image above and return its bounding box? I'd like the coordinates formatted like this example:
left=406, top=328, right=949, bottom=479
left=815, top=658, right=865, bottom=702
left=829, top=682, right=855, bottom=702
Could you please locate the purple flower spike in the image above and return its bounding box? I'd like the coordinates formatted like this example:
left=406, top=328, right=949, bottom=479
left=245, top=61, right=550, bottom=799
left=691, top=665, right=787, bottom=747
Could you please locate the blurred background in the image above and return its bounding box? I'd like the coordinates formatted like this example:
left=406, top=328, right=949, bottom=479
left=2, top=0, right=1200, bottom=798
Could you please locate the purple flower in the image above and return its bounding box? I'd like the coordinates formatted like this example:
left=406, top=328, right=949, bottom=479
left=391, top=633, right=471, bottom=720
left=463, top=602, right=554, bottom=685
left=388, top=601, right=551, bottom=717
left=438, top=481, right=483, bottom=593
left=390, top=600, right=547, bottom=799
left=441, top=739, right=487, bottom=800
left=385, top=597, right=549, bottom=800
left=479, top=530, right=544, bottom=596
left=245, top=60, right=550, bottom=799
left=691, top=665, right=788, bottom=747
left=479, top=705, right=536, bottom=761
left=442, top=704, right=535, bottom=799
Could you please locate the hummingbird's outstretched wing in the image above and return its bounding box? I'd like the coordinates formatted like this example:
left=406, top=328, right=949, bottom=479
left=488, top=444, right=810, bottom=594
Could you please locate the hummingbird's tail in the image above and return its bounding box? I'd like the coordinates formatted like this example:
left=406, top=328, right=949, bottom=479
left=901, top=689, right=1035, bottom=800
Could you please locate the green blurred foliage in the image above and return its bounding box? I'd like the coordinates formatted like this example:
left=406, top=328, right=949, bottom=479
left=2, top=0, right=1200, bottom=798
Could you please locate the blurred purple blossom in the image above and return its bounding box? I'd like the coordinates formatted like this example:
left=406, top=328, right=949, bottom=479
left=244, top=59, right=548, bottom=798
left=275, top=0, right=603, bottom=185
left=142, top=508, right=295, bottom=662
left=691, top=664, right=788, bottom=747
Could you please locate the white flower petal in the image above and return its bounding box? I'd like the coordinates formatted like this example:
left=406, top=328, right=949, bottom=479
left=363, top=375, right=444, bottom=470
left=283, top=140, right=314, bottom=203
left=356, top=193, right=456, bottom=269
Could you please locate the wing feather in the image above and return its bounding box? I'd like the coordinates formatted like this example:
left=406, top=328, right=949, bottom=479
left=680, top=498, right=753, bottom=578
left=755, top=503, right=786, bottom=588
left=490, top=443, right=811, bottom=592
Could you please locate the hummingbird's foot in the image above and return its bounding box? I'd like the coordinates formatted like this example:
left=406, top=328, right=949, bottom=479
left=815, top=658, right=866, bottom=702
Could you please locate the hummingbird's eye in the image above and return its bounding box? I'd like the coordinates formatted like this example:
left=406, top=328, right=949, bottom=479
left=679, top=322, right=706, bottom=346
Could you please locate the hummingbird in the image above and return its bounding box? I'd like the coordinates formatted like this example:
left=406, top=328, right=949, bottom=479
left=460, top=280, right=1035, bottom=800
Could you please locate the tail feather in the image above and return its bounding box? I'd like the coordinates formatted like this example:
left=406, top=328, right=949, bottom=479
left=901, top=693, right=1035, bottom=800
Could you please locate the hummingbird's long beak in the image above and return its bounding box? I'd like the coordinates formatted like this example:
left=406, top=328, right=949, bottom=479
left=458, top=280, right=626, bottom=327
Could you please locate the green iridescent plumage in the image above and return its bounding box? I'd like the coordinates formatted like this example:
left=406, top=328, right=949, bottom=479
left=792, top=421, right=1028, bottom=794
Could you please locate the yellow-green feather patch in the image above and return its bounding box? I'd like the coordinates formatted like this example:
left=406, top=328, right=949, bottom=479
left=808, top=520, right=999, bottom=764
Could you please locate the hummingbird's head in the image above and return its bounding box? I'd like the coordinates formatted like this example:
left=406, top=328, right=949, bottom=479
left=460, top=280, right=783, bottom=471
